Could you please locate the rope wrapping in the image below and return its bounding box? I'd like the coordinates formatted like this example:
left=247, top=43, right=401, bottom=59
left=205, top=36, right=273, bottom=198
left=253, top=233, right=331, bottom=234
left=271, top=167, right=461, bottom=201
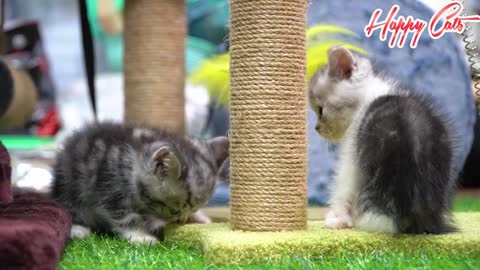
left=124, top=0, right=185, bottom=133
left=229, top=0, right=308, bottom=231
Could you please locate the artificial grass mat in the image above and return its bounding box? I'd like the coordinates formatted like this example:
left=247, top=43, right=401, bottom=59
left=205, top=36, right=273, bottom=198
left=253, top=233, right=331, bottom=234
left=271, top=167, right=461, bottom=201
left=59, top=198, right=480, bottom=269
left=165, top=213, right=480, bottom=265
left=59, top=238, right=480, bottom=270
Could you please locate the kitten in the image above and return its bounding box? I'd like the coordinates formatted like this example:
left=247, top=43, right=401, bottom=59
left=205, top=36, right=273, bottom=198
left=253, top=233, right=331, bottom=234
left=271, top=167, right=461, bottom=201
left=51, top=122, right=229, bottom=245
left=308, top=46, right=458, bottom=234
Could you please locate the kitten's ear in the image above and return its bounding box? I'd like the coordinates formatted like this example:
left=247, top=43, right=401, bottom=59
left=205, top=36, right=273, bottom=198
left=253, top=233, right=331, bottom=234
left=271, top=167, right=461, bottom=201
left=327, top=46, right=356, bottom=80
left=207, top=136, right=229, bottom=169
left=152, top=145, right=182, bottom=179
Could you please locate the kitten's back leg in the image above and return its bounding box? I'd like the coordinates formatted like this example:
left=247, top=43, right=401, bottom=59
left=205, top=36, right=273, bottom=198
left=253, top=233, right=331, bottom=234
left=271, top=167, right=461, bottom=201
left=354, top=210, right=397, bottom=234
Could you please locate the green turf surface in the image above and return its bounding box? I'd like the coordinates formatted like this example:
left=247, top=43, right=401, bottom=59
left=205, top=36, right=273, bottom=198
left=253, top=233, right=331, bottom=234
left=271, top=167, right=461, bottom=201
left=59, top=197, right=480, bottom=270
left=59, top=240, right=480, bottom=270
left=454, top=196, right=480, bottom=212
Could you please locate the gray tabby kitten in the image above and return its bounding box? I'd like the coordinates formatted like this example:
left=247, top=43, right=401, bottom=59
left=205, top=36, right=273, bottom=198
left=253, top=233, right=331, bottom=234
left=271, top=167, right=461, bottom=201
left=309, top=46, right=458, bottom=234
left=51, top=122, right=229, bottom=245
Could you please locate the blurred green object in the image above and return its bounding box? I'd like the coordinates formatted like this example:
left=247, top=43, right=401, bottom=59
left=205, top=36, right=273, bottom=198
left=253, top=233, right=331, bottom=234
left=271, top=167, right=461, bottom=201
left=86, top=0, right=124, bottom=71
left=103, top=35, right=123, bottom=72
left=0, top=136, right=54, bottom=150
left=85, top=0, right=220, bottom=73
left=186, top=37, right=217, bottom=75
left=187, top=0, right=230, bottom=45
left=86, top=0, right=124, bottom=37
left=86, top=0, right=230, bottom=43
left=86, top=35, right=216, bottom=74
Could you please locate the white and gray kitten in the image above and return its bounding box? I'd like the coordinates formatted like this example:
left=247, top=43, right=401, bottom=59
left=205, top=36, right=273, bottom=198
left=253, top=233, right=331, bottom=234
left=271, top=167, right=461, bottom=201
left=51, top=122, right=229, bottom=245
left=309, top=46, right=457, bottom=234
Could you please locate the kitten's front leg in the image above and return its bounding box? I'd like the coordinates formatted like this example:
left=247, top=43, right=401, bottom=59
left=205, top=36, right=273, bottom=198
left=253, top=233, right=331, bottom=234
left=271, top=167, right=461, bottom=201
left=117, top=228, right=158, bottom=246
left=176, top=210, right=212, bottom=225
left=187, top=210, right=211, bottom=224
left=145, top=216, right=167, bottom=240
left=324, top=151, right=358, bottom=229
left=70, top=224, right=91, bottom=239
left=324, top=206, right=352, bottom=229
left=110, top=212, right=160, bottom=245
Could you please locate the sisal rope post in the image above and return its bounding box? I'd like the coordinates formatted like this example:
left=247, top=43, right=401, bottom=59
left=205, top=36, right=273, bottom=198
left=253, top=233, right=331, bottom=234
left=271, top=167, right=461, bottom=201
left=229, top=0, right=308, bottom=231
left=124, top=0, right=185, bottom=133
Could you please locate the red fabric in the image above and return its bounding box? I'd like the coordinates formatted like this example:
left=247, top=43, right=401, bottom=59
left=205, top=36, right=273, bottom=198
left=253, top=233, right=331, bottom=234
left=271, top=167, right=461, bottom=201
left=0, top=192, right=72, bottom=270
left=0, top=141, right=12, bottom=204
left=0, top=141, right=72, bottom=270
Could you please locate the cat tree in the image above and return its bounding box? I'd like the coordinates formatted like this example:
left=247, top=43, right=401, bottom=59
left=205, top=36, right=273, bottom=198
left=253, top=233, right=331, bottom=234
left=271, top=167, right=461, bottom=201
left=229, top=0, right=308, bottom=232
left=123, top=0, right=308, bottom=230
left=120, top=0, right=480, bottom=265
left=124, top=0, right=185, bottom=134
left=122, top=0, right=308, bottom=231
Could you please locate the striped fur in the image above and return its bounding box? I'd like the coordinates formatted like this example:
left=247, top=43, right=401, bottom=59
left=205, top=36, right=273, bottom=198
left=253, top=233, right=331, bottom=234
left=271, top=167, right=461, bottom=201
left=51, top=122, right=229, bottom=244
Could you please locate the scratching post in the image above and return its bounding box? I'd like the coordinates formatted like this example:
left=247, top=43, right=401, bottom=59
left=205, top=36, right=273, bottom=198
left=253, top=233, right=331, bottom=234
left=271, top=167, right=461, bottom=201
left=229, top=0, right=308, bottom=231
left=124, top=0, right=185, bottom=133
left=163, top=0, right=480, bottom=265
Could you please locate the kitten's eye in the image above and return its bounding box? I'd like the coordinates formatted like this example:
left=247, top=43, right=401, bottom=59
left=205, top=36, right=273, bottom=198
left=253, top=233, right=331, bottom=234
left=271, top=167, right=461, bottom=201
left=318, top=106, right=323, bottom=117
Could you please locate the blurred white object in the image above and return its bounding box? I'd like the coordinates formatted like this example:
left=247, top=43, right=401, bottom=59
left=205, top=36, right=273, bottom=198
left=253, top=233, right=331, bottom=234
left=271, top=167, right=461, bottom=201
left=56, top=73, right=210, bottom=143
left=185, top=84, right=210, bottom=135
left=11, top=158, right=53, bottom=193
left=56, top=73, right=122, bottom=135
left=16, top=166, right=53, bottom=191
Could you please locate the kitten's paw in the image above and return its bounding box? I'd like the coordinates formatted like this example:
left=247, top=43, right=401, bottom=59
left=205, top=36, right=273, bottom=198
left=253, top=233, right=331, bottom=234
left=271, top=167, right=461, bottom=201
left=146, top=217, right=167, bottom=231
left=146, top=217, right=166, bottom=240
left=120, top=229, right=158, bottom=246
left=70, top=224, right=91, bottom=239
left=324, top=210, right=353, bottom=229
left=187, top=210, right=212, bottom=224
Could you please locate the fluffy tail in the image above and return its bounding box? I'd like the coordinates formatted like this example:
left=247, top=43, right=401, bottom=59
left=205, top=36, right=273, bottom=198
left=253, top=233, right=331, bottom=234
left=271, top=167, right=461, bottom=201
left=355, top=95, right=457, bottom=234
